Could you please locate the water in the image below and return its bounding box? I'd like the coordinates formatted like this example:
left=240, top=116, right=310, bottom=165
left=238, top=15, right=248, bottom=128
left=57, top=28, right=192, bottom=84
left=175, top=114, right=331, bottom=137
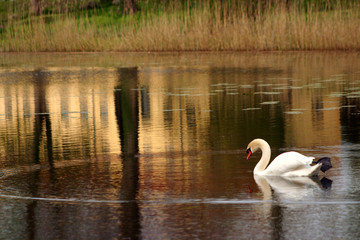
left=0, top=52, right=360, bottom=239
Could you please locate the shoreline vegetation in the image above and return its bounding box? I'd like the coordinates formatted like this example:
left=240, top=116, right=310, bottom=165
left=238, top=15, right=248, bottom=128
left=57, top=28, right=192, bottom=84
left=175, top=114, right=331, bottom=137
left=0, top=0, right=360, bottom=52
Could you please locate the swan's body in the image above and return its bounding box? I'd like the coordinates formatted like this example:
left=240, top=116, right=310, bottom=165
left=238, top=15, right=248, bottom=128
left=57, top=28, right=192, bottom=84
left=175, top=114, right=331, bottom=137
left=246, top=139, right=331, bottom=177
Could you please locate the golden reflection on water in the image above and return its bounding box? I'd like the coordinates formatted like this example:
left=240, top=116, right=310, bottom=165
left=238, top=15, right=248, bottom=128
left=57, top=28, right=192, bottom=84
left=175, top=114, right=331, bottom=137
left=0, top=67, right=121, bottom=165
left=0, top=52, right=358, bottom=174
left=0, top=53, right=358, bottom=169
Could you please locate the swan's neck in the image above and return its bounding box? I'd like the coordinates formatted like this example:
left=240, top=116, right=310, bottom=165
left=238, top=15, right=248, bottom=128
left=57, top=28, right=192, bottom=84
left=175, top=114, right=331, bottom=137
left=253, top=141, right=271, bottom=175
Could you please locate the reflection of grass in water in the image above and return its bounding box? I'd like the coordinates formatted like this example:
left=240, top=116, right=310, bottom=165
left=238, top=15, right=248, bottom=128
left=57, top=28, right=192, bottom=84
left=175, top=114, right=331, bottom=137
left=240, top=85, right=254, bottom=89
left=284, top=111, right=303, bottom=115
left=163, top=109, right=185, bottom=112
left=317, top=107, right=341, bottom=111
left=346, top=95, right=360, bottom=98
left=243, top=108, right=261, bottom=111
left=341, top=105, right=356, bottom=108
left=1, top=1, right=360, bottom=51
left=260, top=101, right=280, bottom=105
left=254, top=92, right=281, bottom=95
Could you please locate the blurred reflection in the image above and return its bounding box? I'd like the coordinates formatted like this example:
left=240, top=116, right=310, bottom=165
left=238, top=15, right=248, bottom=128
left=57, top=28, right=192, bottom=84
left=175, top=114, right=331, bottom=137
left=28, top=69, right=53, bottom=239
left=32, top=69, right=53, bottom=165
left=115, top=67, right=139, bottom=156
left=0, top=53, right=358, bottom=164
left=341, top=97, right=360, bottom=143
left=253, top=174, right=332, bottom=238
left=115, top=67, right=140, bottom=239
left=255, top=175, right=332, bottom=201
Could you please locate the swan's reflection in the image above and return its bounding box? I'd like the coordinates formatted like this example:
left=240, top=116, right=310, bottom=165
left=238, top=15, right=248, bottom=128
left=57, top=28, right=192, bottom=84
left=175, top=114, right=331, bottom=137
left=254, top=175, right=332, bottom=201
left=253, top=175, right=332, bottom=219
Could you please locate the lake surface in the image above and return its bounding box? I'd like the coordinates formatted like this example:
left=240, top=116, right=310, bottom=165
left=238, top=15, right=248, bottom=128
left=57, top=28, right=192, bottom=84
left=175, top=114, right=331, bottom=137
left=0, top=52, right=360, bottom=239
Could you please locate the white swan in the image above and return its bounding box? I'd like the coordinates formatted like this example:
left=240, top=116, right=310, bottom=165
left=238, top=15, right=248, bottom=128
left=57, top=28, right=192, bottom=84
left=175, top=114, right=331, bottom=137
left=246, top=139, right=332, bottom=176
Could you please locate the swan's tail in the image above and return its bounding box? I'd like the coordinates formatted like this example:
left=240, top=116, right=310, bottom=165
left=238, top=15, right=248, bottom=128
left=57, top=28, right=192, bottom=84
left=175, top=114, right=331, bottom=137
left=314, top=157, right=332, bottom=173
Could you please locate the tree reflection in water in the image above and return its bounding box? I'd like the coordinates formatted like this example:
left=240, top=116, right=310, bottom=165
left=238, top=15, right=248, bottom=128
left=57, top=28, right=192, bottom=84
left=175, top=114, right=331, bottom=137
left=115, top=67, right=141, bottom=239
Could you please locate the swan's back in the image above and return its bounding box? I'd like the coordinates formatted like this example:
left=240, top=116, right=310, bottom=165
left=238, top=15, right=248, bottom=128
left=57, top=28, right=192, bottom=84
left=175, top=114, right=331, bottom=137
left=263, top=151, right=316, bottom=176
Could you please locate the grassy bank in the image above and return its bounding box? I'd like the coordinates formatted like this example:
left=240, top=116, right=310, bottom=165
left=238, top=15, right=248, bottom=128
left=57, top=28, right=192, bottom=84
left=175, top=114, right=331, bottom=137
left=1, top=0, right=360, bottom=52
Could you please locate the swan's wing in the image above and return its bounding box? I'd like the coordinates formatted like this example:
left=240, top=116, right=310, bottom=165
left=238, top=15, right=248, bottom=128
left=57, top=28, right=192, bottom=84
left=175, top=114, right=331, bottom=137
left=264, top=151, right=314, bottom=175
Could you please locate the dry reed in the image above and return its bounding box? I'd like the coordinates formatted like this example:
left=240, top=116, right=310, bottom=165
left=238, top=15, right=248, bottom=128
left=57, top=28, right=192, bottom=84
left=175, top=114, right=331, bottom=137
left=1, top=1, right=360, bottom=52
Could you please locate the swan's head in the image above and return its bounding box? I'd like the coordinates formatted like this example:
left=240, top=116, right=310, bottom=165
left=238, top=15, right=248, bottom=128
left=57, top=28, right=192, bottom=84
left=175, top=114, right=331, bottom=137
left=246, top=147, right=253, bottom=160
left=246, top=139, right=267, bottom=160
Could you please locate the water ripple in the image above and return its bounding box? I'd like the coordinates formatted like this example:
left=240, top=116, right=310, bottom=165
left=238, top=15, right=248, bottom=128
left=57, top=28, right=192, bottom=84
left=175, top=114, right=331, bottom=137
left=0, top=193, right=359, bottom=206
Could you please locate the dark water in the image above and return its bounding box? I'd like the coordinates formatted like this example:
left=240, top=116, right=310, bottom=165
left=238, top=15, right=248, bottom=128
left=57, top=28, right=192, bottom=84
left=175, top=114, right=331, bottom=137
left=0, top=52, right=360, bottom=239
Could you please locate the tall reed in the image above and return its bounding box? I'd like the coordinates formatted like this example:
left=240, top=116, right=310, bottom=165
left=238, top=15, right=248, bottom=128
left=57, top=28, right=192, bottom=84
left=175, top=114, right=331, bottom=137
left=1, top=0, right=359, bottom=52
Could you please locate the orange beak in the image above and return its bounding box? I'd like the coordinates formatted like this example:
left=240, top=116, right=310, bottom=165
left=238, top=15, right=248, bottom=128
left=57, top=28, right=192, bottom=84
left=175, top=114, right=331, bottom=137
left=246, top=148, right=252, bottom=160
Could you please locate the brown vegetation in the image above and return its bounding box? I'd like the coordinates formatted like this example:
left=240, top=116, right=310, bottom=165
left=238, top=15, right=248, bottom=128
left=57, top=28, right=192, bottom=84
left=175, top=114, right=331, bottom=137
left=1, top=1, right=359, bottom=52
